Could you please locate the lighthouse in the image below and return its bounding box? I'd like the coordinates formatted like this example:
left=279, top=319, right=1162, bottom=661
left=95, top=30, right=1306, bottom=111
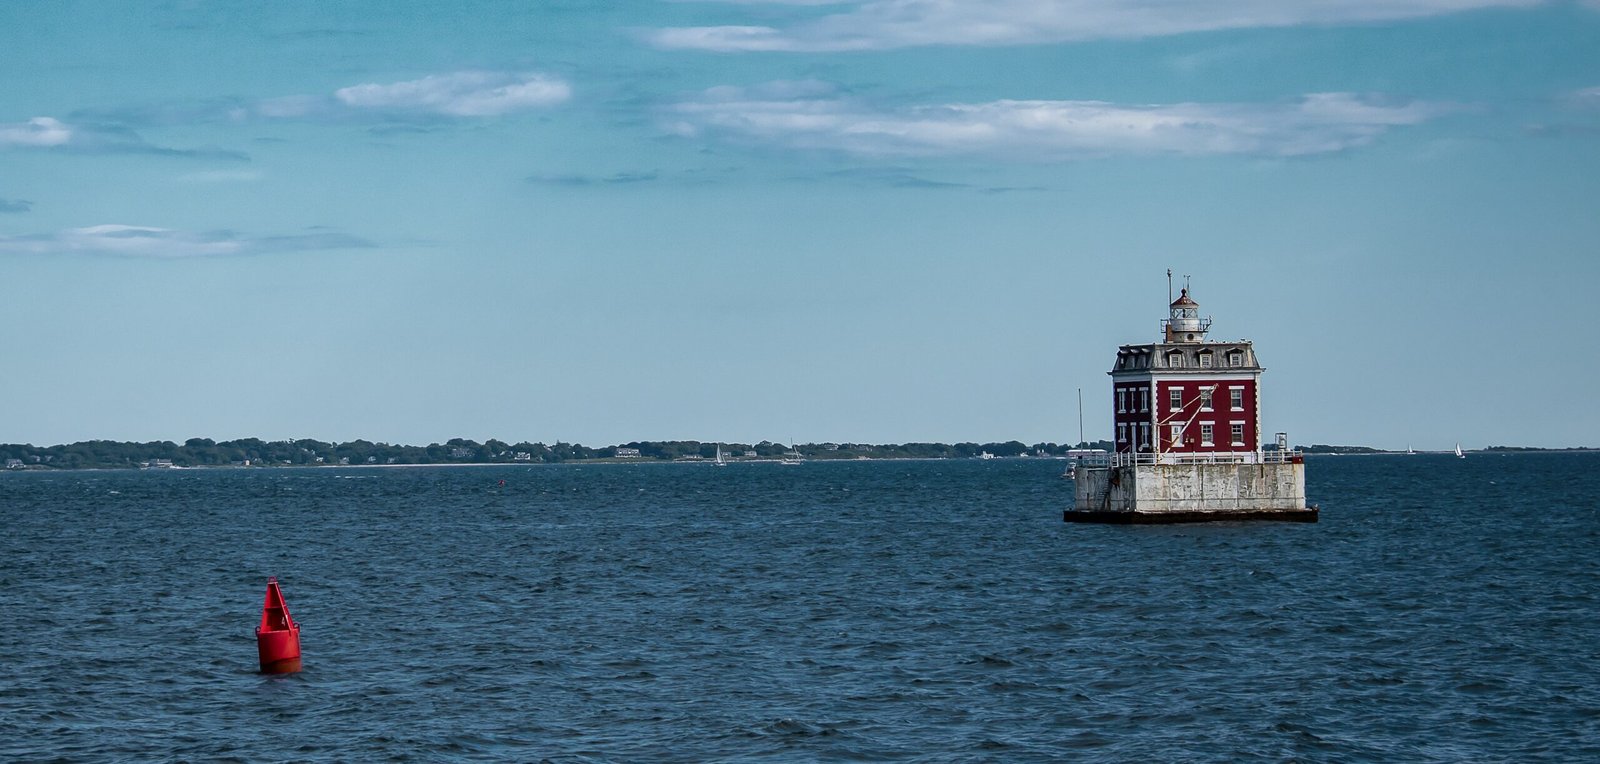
left=1068, top=282, right=1316, bottom=523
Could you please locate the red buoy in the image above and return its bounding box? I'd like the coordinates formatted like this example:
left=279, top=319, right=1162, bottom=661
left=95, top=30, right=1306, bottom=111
left=255, top=577, right=302, bottom=674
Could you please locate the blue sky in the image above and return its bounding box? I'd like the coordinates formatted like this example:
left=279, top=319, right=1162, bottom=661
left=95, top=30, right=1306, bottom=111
left=3, top=1, right=1598, bottom=450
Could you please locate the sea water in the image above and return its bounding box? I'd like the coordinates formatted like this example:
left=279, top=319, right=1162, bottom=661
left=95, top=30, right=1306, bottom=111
left=2, top=454, right=1597, bottom=761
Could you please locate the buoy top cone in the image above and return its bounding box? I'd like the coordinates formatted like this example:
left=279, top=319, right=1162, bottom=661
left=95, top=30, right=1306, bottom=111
left=257, top=577, right=296, bottom=633
left=255, top=576, right=302, bottom=673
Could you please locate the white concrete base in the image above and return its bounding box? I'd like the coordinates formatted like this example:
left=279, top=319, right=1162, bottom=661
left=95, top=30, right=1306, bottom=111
left=1073, top=461, right=1307, bottom=515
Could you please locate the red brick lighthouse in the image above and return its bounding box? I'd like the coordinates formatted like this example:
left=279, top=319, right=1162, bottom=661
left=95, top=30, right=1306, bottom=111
left=1111, top=287, right=1261, bottom=458
left=1069, top=280, right=1315, bottom=523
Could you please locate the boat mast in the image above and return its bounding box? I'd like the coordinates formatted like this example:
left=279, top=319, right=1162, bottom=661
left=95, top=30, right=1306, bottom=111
left=1077, top=387, right=1084, bottom=448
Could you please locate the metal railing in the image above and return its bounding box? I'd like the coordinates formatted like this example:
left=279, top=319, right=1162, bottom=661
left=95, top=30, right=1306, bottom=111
left=1075, top=450, right=1302, bottom=468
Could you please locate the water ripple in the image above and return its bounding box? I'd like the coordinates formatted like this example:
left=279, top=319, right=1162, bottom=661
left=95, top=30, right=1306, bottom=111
left=2, top=455, right=1598, bottom=761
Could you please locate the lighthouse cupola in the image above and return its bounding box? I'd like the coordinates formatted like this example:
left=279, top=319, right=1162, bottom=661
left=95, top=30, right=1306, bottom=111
left=1164, top=288, right=1211, bottom=343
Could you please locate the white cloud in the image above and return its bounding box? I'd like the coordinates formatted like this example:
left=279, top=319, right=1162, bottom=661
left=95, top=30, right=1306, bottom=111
left=0, top=117, right=73, bottom=147
left=1571, top=86, right=1600, bottom=106
left=177, top=169, right=263, bottom=183
left=97, top=71, right=574, bottom=127
left=0, top=224, right=373, bottom=258
left=0, top=115, right=248, bottom=159
left=666, top=83, right=1455, bottom=158
left=651, top=0, right=1546, bottom=51
left=333, top=71, right=571, bottom=116
left=251, top=95, right=326, bottom=120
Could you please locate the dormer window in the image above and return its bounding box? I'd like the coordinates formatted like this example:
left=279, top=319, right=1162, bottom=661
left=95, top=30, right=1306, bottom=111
left=1199, top=352, right=1213, bottom=368
left=1168, top=352, right=1184, bottom=368
left=1228, top=351, right=1243, bottom=367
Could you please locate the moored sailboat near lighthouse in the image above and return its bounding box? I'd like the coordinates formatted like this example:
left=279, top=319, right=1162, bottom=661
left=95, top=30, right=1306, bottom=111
left=1063, top=387, right=1084, bottom=480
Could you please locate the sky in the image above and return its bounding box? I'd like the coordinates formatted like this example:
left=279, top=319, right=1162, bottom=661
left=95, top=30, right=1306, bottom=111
left=2, top=0, right=1598, bottom=451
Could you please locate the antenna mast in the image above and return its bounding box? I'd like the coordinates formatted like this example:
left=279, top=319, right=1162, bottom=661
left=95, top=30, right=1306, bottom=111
left=1166, top=268, right=1173, bottom=306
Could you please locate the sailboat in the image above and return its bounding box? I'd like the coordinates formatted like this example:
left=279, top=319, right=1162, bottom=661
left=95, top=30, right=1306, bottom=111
left=1063, top=386, right=1085, bottom=479
left=1455, top=443, right=1465, bottom=459
left=1406, top=444, right=1415, bottom=455
left=714, top=444, right=727, bottom=467
left=781, top=441, right=804, bottom=465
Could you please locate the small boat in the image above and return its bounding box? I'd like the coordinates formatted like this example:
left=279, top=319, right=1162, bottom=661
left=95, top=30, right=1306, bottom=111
left=1455, top=443, right=1465, bottom=459
left=1065, top=386, right=1084, bottom=478
left=781, top=442, right=803, bottom=465
left=714, top=444, right=727, bottom=467
left=978, top=451, right=996, bottom=460
left=255, top=577, right=302, bottom=674
left=1406, top=445, right=1415, bottom=455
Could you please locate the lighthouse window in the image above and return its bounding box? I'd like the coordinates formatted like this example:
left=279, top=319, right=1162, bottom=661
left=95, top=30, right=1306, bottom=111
left=1117, top=423, right=1127, bottom=443
left=1201, top=389, right=1214, bottom=411
left=1140, top=423, right=1150, bottom=448
left=1231, top=423, right=1245, bottom=446
left=1230, top=388, right=1244, bottom=410
left=1228, top=351, right=1243, bottom=367
left=1201, top=423, right=1214, bottom=446
left=1168, top=353, right=1184, bottom=368
left=1169, top=388, right=1183, bottom=410
left=1170, top=424, right=1183, bottom=447
left=1117, top=389, right=1126, bottom=413
left=1139, top=388, right=1149, bottom=412
left=1199, top=352, right=1213, bottom=368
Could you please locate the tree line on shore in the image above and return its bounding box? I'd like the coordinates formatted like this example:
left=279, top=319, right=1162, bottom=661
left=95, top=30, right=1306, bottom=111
left=0, top=438, right=1117, bottom=470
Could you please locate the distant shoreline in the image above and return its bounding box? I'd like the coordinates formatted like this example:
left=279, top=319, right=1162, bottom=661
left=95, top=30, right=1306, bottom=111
left=0, top=454, right=1053, bottom=473
left=3, top=438, right=1592, bottom=472
left=0, top=438, right=1110, bottom=471
left=1303, top=447, right=1597, bottom=456
left=6, top=450, right=1600, bottom=474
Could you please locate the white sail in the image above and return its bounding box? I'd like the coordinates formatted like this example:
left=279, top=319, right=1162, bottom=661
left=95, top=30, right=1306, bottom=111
left=1455, top=443, right=1465, bottom=458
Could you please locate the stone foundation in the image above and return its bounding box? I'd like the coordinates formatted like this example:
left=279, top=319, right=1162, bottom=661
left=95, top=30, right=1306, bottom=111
left=1068, top=460, right=1313, bottom=523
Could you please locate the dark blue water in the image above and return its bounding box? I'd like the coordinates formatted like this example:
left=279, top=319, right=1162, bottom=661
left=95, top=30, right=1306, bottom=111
left=2, top=454, right=1597, bottom=762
